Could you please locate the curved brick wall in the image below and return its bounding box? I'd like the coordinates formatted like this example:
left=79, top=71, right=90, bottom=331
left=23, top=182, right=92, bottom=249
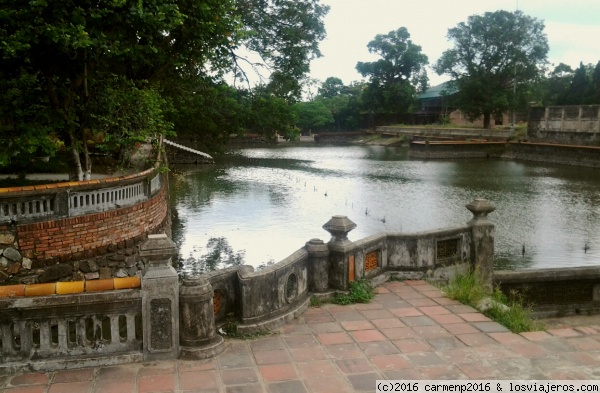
left=17, top=185, right=168, bottom=264
left=0, top=167, right=170, bottom=283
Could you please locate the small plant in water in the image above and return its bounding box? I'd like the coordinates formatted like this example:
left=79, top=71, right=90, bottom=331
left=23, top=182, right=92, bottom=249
left=332, top=279, right=375, bottom=305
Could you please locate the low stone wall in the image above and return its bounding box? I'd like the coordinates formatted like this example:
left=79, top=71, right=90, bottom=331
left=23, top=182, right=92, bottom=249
left=409, top=141, right=600, bottom=168
left=376, top=126, right=511, bottom=140
left=502, top=142, right=600, bottom=168
left=409, top=141, right=506, bottom=159
left=237, top=248, right=310, bottom=333
left=494, top=267, right=600, bottom=318
left=0, top=199, right=496, bottom=373
left=196, top=199, right=495, bottom=335
left=314, top=131, right=365, bottom=143
left=529, top=105, right=600, bottom=145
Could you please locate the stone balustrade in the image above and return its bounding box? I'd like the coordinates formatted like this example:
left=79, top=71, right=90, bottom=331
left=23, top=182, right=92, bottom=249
left=0, top=199, right=496, bottom=373
left=0, top=167, right=160, bottom=225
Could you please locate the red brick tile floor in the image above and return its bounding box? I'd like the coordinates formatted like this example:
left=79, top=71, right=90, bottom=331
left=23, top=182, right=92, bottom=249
left=3, top=280, right=600, bottom=392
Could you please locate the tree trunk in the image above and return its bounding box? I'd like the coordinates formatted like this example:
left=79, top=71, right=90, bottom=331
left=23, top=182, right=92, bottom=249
left=68, top=128, right=85, bottom=181
left=483, top=112, right=491, bottom=129
left=82, top=142, right=92, bottom=181
left=69, top=146, right=84, bottom=181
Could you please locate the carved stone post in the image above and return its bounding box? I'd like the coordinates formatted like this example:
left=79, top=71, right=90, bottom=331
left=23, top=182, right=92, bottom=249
left=323, top=216, right=356, bottom=291
left=305, top=238, right=330, bottom=293
left=466, top=199, right=495, bottom=291
left=139, top=234, right=179, bottom=361
left=179, top=277, right=224, bottom=360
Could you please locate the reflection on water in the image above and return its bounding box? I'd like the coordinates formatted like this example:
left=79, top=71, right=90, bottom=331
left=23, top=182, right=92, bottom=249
left=170, top=145, right=600, bottom=277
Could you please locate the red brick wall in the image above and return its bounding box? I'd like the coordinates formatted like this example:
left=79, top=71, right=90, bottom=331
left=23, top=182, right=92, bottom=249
left=16, top=185, right=168, bottom=263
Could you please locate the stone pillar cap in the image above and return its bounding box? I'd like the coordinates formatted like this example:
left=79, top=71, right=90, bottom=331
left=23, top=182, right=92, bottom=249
left=323, top=215, right=357, bottom=246
left=139, top=233, right=177, bottom=258
left=322, top=215, right=357, bottom=233
left=466, top=198, right=495, bottom=224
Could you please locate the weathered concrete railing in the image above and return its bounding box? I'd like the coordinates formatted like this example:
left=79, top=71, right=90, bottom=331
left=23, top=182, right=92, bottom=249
left=197, top=198, right=495, bottom=337
left=0, top=234, right=177, bottom=374
left=0, top=195, right=58, bottom=222
left=0, top=199, right=496, bottom=372
left=529, top=105, right=600, bottom=145
left=0, top=168, right=160, bottom=225
left=494, top=266, right=600, bottom=318
left=68, top=181, right=147, bottom=216
left=0, top=288, right=143, bottom=373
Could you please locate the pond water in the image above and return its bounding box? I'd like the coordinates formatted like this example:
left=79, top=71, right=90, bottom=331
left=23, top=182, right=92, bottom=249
left=169, top=145, right=600, bottom=277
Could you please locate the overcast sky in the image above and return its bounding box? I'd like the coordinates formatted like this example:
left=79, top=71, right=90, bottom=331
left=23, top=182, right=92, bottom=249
left=308, top=0, right=600, bottom=88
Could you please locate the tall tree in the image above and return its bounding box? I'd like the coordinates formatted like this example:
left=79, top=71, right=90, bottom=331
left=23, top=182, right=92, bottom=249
left=539, top=63, right=574, bottom=106
left=567, top=62, right=591, bottom=105
left=0, top=0, right=238, bottom=179
left=0, top=0, right=329, bottom=177
left=318, top=77, right=345, bottom=99
left=356, top=27, right=428, bottom=115
left=236, top=0, right=329, bottom=101
left=293, top=101, right=333, bottom=133
left=588, top=61, right=600, bottom=104
left=435, top=10, right=548, bottom=128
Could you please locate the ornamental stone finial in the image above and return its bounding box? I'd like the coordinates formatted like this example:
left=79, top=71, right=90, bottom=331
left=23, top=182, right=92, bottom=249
left=466, top=198, right=496, bottom=225
left=322, top=215, right=356, bottom=245
left=139, top=233, right=177, bottom=267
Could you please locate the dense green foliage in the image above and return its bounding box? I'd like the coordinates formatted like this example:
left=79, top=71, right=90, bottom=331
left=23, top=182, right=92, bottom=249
left=435, top=10, right=549, bottom=128
left=4, top=2, right=600, bottom=177
left=331, top=279, right=375, bottom=305
left=0, top=0, right=328, bottom=177
left=356, top=27, right=429, bottom=115
left=292, top=101, right=333, bottom=132
left=537, top=61, right=600, bottom=106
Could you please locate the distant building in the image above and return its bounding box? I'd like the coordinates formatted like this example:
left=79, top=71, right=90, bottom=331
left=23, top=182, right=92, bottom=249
left=417, top=82, right=508, bottom=128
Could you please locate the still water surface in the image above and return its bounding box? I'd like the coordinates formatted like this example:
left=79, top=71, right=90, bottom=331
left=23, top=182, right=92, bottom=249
left=170, top=145, right=600, bottom=276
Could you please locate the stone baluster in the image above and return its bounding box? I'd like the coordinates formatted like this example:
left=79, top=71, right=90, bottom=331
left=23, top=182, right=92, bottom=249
left=323, top=216, right=357, bottom=291
left=305, top=238, right=330, bottom=293
left=466, top=198, right=495, bottom=291
left=139, top=234, right=179, bottom=361
left=179, top=277, right=224, bottom=360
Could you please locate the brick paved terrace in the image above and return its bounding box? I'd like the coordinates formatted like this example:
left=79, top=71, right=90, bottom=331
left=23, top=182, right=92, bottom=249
left=3, top=280, right=600, bottom=393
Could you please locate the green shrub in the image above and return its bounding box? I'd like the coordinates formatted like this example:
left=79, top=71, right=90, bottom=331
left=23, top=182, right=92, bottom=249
left=443, top=269, right=487, bottom=305
left=332, top=279, right=374, bottom=305
left=486, top=288, right=542, bottom=332
left=442, top=269, right=540, bottom=333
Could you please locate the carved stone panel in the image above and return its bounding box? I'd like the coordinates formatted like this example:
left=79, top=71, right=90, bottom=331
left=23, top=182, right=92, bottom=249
left=150, top=298, right=172, bottom=351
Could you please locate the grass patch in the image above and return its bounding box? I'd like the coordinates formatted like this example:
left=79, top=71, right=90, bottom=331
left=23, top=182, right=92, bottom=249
left=331, top=279, right=374, bottom=305
left=310, top=295, right=325, bottom=307
left=442, top=269, right=541, bottom=333
left=309, top=279, right=376, bottom=308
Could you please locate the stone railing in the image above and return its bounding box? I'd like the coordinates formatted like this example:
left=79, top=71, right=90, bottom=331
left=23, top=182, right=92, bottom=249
left=198, top=198, right=495, bottom=338
left=0, top=199, right=496, bottom=373
left=494, top=267, right=600, bottom=318
left=0, top=287, right=143, bottom=373
left=0, top=168, right=160, bottom=225
left=0, top=235, right=174, bottom=374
